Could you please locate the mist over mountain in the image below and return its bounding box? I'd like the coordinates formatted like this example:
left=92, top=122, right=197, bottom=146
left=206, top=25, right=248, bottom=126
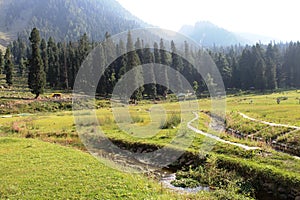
left=178, top=21, right=282, bottom=47
left=179, top=21, right=250, bottom=46
left=237, top=32, right=279, bottom=44
left=0, top=0, right=147, bottom=47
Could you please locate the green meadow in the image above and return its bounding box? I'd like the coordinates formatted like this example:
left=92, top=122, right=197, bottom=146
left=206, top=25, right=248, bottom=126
left=1, top=82, right=300, bottom=199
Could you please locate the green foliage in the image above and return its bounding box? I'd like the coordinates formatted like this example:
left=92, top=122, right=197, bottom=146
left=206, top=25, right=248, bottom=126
left=131, top=115, right=144, bottom=124
left=7, top=27, right=300, bottom=100
left=193, top=81, right=199, bottom=95
left=126, top=31, right=143, bottom=101
left=4, top=47, right=13, bottom=86
left=171, top=178, right=201, bottom=188
left=0, top=49, right=3, bottom=74
left=172, top=156, right=255, bottom=199
left=28, top=28, right=46, bottom=98
left=171, top=40, right=183, bottom=93
left=215, top=52, right=232, bottom=88
left=160, top=113, right=181, bottom=129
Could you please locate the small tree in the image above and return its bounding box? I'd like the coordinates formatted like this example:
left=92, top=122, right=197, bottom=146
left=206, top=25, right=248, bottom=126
left=4, top=47, right=13, bottom=86
left=28, top=28, right=46, bottom=99
left=193, top=81, right=199, bottom=96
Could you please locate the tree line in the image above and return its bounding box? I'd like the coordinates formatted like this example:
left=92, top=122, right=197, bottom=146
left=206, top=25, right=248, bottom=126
left=0, top=28, right=300, bottom=99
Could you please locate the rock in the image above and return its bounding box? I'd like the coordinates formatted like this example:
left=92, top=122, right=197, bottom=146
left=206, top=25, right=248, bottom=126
left=295, top=196, right=300, bottom=200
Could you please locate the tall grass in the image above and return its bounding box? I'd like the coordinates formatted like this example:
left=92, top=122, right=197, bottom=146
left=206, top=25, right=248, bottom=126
left=160, top=113, right=181, bottom=129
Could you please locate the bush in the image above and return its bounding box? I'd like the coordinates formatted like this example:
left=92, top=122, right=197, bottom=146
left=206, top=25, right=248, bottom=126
left=131, top=115, right=144, bottom=123
left=160, top=113, right=181, bottom=129
left=171, top=178, right=201, bottom=188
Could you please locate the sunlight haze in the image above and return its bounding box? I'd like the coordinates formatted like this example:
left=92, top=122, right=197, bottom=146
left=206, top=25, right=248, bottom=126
left=116, top=0, right=300, bottom=42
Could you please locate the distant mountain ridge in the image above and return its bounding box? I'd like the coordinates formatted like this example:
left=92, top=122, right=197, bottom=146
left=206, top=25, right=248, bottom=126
left=179, top=21, right=280, bottom=46
left=179, top=21, right=250, bottom=46
left=0, top=0, right=147, bottom=46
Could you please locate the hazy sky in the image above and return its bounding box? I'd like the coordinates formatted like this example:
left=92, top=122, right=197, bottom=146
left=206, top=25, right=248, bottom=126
left=116, top=0, right=300, bottom=41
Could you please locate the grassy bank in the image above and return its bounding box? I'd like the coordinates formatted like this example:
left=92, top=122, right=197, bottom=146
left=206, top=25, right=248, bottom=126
left=0, top=137, right=213, bottom=199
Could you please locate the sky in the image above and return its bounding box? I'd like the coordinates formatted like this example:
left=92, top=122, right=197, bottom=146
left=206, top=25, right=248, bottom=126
left=116, top=0, right=300, bottom=42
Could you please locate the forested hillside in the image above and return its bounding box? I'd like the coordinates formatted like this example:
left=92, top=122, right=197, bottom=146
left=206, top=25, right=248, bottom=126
left=0, top=0, right=146, bottom=46
left=1, top=28, right=300, bottom=99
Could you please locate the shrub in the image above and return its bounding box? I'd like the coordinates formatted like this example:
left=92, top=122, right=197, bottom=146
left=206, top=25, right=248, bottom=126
left=131, top=115, right=144, bottom=123
left=160, top=113, right=181, bottom=129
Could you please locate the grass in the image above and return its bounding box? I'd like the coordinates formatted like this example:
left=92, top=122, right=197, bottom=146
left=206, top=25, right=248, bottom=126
left=0, top=137, right=213, bottom=199
left=1, top=102, right=300, bottom=184
left=1, top=78, right=300, bottom=198
left=160, top=113, right=181, bottom=129
left=1, top=96, right=300, bottom=169
left=225, top=90, right=300, bottom=126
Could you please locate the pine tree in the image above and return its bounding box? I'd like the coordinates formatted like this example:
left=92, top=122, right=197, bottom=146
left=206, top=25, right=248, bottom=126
left=135, top=38, right=144, bottom=63
left=4, top=47, right=13, bottom=86
left=216, top=52, right=232, bottom=88
left=153, top=42, right=160, bottom=63
left=66, top=41, right=76, bottom=88
left=193, top=81, right=199, bottom=96
left=143, top=44, right=157, bottom=99
left=253, top=44, right=266, bottom=91
left=57, top=42, right=68, bottom=89
left=182, top=41, right=194, bottom=86
left=265, top=43, right=277, bottom=90
left=11, top=37, right=26, bottom=75
left=156, top=39, right=169, bottom=97
left=126, top=31, right=143, bottom=102
left=78, top=33, right=90, bottom=64
left=40, top=39, right=48, bottom=76
left=239, top=47, right=255, bottom=90
left=230, top=56, right=240, bottom=89
left=103, top=32, right=116, bottom=95
left=171, top=40, right=183, bottom=93
left=97, top=44, right=110, bottom=95
left=0, top=49, right=3, bottom=74
left=28, top=28, right=46, bottom=98
left=295, top=43, right=300, bottom=87
left=47, top=37, right=59, bottom=87
left=116, top=39, right=126, bottom=80
left=19, top=57, right=26, bottom=77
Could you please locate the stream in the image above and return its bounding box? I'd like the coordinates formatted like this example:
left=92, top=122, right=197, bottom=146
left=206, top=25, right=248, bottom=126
left=83, top=111, right=299, bottom=198
left=188, top=112, right=261, bottom=151
left=87, top=111, right=262, bottom=194
left=90, top=147, right=209, bottom=193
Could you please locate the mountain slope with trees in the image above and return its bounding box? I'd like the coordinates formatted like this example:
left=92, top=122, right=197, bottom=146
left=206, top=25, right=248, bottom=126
left=0, top=0, right=147, bottom=46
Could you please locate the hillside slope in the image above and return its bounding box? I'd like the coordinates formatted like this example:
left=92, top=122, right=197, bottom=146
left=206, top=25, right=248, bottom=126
left=0, top=0, right=147, bottom=46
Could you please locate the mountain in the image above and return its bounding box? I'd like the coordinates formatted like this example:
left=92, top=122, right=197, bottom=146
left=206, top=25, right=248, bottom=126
left=236, top=32, right=279, bottom=44
left=0, top=0, right=147, bottom=47
left=179, top=21, right=250, bottom=46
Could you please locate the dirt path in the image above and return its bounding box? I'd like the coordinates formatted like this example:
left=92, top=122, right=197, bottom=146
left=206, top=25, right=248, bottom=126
left=239, top=112, right=300, bottom=130
left=187, top=112, right=261, bottom=151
